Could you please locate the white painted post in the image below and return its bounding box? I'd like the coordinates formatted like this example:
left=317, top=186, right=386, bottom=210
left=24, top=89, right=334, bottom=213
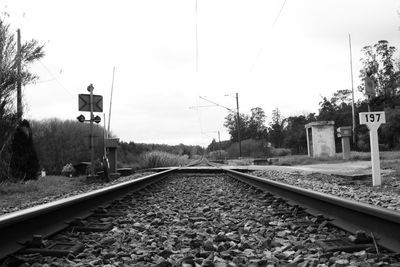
left=359, top=111, right=385, bottom=186
left=368, top=124, right=381, bottom=186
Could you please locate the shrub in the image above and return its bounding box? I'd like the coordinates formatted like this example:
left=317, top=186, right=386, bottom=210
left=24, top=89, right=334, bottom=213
left=61, top=163, right=75, bottom=177
left=140, top=151, right=189, bottom=168
left=9, top=120, right=40, bottom=181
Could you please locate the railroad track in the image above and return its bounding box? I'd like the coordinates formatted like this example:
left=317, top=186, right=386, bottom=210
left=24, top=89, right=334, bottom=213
left=1, top=164, right=400, bottom=265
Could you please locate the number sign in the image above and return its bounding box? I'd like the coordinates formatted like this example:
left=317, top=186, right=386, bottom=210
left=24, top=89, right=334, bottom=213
left=359, top=112, right=385, bottom=125
left=359, top=111, right=385, bottom=186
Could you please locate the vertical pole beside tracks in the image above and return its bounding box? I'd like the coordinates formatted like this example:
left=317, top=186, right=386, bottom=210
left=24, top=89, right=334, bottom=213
left=89, top=84, right=95, bottom=176
left=17, top=29, right=22, bottom=121
left=236, top=93, right=241, bottom=158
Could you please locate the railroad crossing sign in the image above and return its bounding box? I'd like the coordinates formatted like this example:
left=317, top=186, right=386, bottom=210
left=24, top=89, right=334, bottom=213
left=359, top=111, right=386, bottom=186
left=78, top=94, right=103, bottom=112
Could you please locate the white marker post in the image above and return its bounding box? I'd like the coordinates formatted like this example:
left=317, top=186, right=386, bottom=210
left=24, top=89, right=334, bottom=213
left=359, top=111, right=385, bottom=186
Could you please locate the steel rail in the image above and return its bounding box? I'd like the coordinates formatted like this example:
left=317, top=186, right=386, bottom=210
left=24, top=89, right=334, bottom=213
left=224, top=168, right=400, bottom=253
left=0, top=168, right=177, bottom=260
left=3, top=165, right=400, bottom=261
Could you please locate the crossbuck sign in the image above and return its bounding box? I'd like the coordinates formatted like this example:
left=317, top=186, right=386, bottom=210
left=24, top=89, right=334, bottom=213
left=359, top=111, right=385, bottom=186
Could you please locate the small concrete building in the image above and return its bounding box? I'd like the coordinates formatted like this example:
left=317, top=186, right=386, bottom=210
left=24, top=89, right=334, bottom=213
left=305, top=121, right=336, bottom=158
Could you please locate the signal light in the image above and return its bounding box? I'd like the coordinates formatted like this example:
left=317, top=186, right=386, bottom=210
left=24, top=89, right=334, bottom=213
left=94, top=115, right=101, bottom=124
left=77, top=114, right=85, bottom=123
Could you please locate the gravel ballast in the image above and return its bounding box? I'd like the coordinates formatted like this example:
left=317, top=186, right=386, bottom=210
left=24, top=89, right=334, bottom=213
left=251, top=169, right=400, bottom=212
left=4, top=173, right=400, bottom=266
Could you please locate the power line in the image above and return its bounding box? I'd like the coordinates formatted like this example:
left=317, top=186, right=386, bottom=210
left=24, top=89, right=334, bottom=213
left=35, top=77, right=57, bottom=84
left=38, top=60, right=74, bottom=98
left=250, top=0, right=288, bottom=71
left=271, top=0, right=287, bottom=29
left=195, top=0, right=199, bottom=72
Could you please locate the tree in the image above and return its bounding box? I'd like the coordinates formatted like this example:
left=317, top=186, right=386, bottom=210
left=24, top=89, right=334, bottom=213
left=318, top=90, right=352, bottom=122
left=358, top=40, right=399, bottom=103
left=317, top=89, right=353, bottom=126
left=223, top=112, right=249, bottom=142
left=283, top=113, right=316, bottom=154
left=0, top=19, right=45, bottom=180
left=268, top=108, right=285, bottom=148
left=248, top=107, right=267, bottom=140
left=223, top=107, right=269, bottom=142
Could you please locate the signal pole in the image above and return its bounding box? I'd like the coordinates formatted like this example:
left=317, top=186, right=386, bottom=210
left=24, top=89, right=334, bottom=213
left=17, top=29, right=22, bottom=121
left=88, top=84, right=95, bottom=176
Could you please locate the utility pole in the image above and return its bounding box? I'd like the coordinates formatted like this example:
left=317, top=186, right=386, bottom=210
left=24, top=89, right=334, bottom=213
left=236, top=93, right=242, bottom=158
left=88, top=84, right=95, bottom=177
left=17, top=29, right=22, bottom=121
left=349, top=34, right=356, bottom=146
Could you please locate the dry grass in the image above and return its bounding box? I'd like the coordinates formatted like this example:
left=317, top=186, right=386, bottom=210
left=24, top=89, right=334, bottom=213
left=140, top=151, right=189, bottom=168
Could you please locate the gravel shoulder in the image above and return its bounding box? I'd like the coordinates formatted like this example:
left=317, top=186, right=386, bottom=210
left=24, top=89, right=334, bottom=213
left=0, top=172, right=155, bottom=216
left=251, top=169, right=400, bottom=212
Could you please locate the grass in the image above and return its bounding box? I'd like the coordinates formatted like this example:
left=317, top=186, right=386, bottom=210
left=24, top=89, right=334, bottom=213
left=0, top=176, right=86, bottom=211
left=140, top=151, right=190, bottom=168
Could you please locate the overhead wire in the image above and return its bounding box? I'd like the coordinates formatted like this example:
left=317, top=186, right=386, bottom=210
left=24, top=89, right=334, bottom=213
left=250, top=0, right=288, bottom=71
left=38, top=59, right=75, bottom=98
left=193, top=0, right=208, bottom=146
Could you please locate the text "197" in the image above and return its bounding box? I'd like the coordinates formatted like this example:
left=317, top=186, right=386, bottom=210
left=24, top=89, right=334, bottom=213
left=364, top=113, right=381, bottom=123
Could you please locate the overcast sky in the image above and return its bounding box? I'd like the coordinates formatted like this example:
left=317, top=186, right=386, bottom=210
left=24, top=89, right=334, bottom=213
left=2, top=0, right=400, bottom=146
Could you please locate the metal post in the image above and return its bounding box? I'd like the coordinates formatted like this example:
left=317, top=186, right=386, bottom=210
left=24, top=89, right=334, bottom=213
left=349, top=34, right=356, bottom=146
left=17, top=29, right=22, bottom=121
left=368, top=96, right=371, bottom=112
left=88, top=84, right=95, bottom=176
left=236, top=93, right=241, bottom=158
